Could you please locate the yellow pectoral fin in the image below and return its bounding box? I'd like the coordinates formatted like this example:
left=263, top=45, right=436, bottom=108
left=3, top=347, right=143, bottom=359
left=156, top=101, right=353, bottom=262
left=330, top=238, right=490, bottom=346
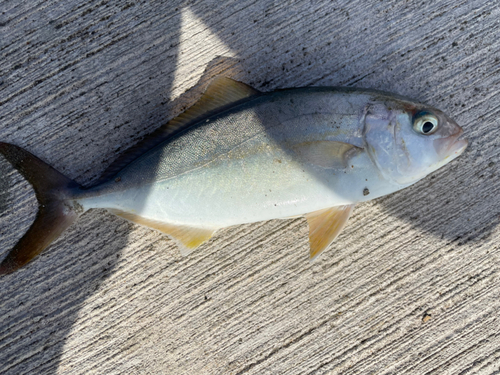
left=291, top=141, right=361, bottom=169
left=108, top=209, right=216, bottom=255
left=305, top=204, right=355, bottom=260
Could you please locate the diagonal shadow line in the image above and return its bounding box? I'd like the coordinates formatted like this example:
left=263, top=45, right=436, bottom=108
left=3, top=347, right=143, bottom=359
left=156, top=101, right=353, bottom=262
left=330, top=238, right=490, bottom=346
left=0, top=2, right=186, bottom=374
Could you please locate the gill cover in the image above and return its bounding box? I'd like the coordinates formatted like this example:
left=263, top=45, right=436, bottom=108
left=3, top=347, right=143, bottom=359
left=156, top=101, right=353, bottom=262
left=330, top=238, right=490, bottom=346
left=363, top=100, right=466, bottom=186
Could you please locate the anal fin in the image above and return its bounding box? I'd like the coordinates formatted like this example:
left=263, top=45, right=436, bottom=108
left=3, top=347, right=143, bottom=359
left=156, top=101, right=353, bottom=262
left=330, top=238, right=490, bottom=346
left=305, top=204, right=355, bottom=260
left=108, top=209, right=216, bottom=256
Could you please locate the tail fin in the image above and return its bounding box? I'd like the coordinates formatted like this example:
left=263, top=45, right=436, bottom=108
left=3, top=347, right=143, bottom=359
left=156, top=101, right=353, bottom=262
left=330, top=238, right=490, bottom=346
left=0, top=142, right=81, bottom=275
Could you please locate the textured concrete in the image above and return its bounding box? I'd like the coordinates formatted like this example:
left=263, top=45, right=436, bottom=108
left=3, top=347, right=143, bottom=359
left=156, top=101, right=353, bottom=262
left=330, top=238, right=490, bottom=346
left=1, top=0, right=500, bottom=374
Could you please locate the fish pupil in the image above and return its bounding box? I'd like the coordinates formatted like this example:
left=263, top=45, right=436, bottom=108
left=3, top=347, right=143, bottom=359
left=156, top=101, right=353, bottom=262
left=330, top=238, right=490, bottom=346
left=422, top=121, right=434, bottom=133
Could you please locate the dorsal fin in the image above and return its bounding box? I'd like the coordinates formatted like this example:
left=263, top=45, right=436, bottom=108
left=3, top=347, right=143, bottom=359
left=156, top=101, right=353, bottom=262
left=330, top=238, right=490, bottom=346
left=168, top=77, right=260, bottom=128
left=305, top=204, right=355, bottom=260
left=108, top=209, right=217, bottom=255
left=95, top=77, right=260, bottom=184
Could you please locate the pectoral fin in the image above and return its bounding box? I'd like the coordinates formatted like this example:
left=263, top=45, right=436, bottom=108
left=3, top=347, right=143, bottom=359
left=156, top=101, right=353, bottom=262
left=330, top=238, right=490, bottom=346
left=292, top=141, right=361, bottom=169
left=305, top=204, right=355, bottom=260
left=108, top=209, right=216, bottom=255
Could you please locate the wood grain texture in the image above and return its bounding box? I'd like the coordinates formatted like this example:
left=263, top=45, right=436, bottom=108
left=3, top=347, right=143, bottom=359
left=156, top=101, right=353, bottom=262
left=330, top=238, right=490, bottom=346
left=1, top=0, right=500, bottom=374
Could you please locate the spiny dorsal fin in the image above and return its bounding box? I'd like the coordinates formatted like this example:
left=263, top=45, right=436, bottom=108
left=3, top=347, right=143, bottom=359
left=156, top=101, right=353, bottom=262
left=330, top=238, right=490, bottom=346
left=305, top=204, right=355, bottom=260
left=291, top=141, right=361, bottom=169
left=96, top=77, right=260, bottom=184
left=108, top=209, right=217, bottom=255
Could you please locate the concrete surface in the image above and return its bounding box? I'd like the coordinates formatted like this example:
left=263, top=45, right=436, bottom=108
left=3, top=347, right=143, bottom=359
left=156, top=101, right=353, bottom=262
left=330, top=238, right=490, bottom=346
left=1, top=0, right=500, bottom=374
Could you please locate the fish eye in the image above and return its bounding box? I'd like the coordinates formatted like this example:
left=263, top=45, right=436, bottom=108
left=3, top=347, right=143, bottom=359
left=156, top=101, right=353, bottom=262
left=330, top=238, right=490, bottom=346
left=413, top=113, right=439, bottom=135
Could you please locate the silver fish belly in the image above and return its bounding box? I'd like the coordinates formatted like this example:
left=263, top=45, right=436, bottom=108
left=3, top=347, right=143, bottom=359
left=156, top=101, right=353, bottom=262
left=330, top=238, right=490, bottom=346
left=0, top=78, right=467, bottom=274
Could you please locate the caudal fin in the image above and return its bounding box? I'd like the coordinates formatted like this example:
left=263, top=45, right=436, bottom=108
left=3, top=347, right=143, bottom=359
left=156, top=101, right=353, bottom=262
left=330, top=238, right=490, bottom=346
left=0, top=142, right=81, bottom=275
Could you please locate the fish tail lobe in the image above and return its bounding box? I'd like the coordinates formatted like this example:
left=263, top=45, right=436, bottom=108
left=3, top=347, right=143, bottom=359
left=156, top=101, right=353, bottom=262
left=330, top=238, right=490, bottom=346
left=0, top=142, right=81, bottom=275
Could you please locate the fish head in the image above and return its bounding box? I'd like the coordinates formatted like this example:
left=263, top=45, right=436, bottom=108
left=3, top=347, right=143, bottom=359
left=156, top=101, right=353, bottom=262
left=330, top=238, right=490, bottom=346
left=363, top=94, right=468, bottom=186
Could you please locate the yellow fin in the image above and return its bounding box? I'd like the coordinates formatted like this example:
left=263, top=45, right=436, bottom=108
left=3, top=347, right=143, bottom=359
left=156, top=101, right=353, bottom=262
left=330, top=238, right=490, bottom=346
left=169, top=77, right=260, bottom=128
left=291, top=141, right=361, bottom=169
left=108, top=209, right=216, bottom=255
left=305, top=205, right=355, bottom=260
left=97, top=78, right=260, bottom=183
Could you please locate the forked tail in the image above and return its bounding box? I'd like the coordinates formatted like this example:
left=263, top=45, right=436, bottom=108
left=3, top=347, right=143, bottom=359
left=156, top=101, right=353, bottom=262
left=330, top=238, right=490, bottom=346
left=0, top=142, right=81, bottom=275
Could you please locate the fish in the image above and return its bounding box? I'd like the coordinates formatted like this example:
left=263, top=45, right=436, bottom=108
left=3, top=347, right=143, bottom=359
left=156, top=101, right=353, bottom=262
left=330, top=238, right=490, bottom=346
left=0, top=77, right=468, bottom=275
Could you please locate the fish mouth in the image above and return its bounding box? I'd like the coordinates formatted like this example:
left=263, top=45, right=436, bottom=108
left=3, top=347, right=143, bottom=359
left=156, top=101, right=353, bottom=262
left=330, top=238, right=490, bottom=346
left=434, top=128, right=468, bottom=160
left=448, top=137, right=468, bottom=157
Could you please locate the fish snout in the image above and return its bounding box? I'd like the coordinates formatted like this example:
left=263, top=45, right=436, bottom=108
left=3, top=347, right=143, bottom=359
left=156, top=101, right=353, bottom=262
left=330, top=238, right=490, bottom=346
left=434, top=127, right=468, bottom=160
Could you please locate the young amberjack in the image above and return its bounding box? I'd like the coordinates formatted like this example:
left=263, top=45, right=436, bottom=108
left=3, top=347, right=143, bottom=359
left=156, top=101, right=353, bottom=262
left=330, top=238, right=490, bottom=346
left=0, top=78, right=467, bottom=274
